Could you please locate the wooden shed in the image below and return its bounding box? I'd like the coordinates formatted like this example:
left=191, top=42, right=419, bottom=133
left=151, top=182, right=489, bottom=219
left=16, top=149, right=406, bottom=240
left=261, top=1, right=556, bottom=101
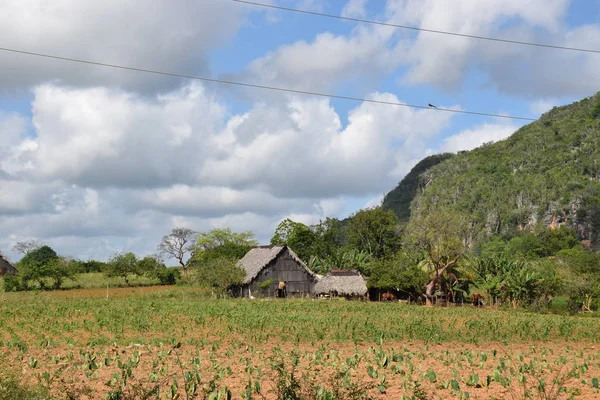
left=235, top=245, right=317, bottom=298
left=0, top=256, right=17, bottom=277
left=314, top=270, right=368, bottom=300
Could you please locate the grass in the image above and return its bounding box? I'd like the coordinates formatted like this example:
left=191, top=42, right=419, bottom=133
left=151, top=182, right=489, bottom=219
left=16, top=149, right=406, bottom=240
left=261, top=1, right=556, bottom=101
left=0, top=288, right=599, bottom=399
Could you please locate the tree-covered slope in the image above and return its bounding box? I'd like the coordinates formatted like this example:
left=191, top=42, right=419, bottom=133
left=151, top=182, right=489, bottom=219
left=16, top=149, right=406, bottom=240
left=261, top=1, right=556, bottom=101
left=408, top=93, right=600, bottom=247
left=382, top=153, right=454, bottom=221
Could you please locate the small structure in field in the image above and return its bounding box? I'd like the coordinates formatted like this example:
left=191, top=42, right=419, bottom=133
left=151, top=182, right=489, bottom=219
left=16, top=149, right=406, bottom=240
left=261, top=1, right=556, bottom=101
left=0, top=256, right=17, bottom=277
left=314, top=270, right=368, bottom=300
left=235, top=245, right=317, bottom=298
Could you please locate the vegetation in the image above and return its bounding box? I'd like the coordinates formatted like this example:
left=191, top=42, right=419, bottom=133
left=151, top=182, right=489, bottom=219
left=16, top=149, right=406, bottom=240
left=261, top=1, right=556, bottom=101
left=191, top=257, right=245, bottom=297
left=406, top=209, right=472, bottom=306
left=366, top=253, right=428, bottom=301
left=12, top=246, right=75, bottom=291
left=408, top=93, right=600, bottom=246
left=346, top=208, right=401, bottom=258
left=381, top=153, right=454, bottom=220
left=0, top=289, right=599, bottom=398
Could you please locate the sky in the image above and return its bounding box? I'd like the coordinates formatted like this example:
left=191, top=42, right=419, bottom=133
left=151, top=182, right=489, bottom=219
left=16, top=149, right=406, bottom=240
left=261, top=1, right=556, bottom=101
left=0, top=0, right=599, bottom=263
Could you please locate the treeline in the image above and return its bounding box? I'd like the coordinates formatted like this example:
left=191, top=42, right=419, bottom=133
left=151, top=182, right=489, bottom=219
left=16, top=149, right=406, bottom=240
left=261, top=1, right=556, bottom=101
left=4, top=208, right=599, bottom=312
left=268, top=207, right=599, bottom=312
left=3, top=245, right=178, bottom=291
left=1, top=228, right=259, bottom=293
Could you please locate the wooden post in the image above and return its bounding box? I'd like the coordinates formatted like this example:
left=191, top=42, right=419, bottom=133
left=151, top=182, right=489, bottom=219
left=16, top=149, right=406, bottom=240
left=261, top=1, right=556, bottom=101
left=106, top=285, right=109, bottom=300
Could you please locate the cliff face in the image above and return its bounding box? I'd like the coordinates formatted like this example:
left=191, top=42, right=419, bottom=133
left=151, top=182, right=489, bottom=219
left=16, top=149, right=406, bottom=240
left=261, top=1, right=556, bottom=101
left=386, top=93, right=600, bottom=247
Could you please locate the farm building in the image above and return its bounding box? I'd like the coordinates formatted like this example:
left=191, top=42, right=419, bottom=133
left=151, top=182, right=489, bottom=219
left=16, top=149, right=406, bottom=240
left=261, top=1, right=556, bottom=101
left=314, top=270, right=368, bottom=300
left=235, top=245, right=318, bottom=298
left=0, top=256, right=17, bottom=277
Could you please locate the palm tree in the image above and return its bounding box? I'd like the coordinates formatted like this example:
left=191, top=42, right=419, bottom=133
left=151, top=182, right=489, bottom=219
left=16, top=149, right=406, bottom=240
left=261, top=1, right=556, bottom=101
left=313, top=249, right=372, bottom=274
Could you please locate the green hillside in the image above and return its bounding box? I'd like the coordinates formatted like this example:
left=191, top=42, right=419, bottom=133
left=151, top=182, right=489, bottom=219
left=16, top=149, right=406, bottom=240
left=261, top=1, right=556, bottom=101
left=389, top=93, right=600, bottom=247
left=382, top=153, right=454, bottom=220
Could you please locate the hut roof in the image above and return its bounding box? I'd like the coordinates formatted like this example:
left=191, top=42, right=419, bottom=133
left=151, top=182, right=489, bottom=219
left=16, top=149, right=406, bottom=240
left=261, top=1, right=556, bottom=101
left=237, top=245, right=316, bottom=284
left=0, top=256, right=17, bottom=277
left=313, top=270, right=368, bottom=296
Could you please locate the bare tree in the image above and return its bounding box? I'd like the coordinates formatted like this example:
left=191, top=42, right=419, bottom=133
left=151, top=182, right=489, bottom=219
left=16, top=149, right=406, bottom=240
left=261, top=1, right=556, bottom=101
left=12, top=239, right=43, bottom=255
left=157, top=228, right=195, bottom=278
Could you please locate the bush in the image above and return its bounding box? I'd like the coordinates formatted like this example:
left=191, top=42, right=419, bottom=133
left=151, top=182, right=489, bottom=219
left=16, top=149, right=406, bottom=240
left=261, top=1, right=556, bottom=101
left=2, top=274, right=22, bottom=292
left=156, top=268, right=179, bottom=285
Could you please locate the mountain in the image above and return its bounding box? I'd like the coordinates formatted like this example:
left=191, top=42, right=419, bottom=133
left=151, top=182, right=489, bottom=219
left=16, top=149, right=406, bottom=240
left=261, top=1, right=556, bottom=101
left=381, top=153, right=454, bottom=220
left=385, top=93, right=600, bottom=247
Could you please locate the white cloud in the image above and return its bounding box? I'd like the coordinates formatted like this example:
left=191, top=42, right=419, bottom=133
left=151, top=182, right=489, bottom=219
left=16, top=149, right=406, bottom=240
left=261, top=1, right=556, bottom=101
left=237, top=21, right=404, bottom=95
left=530, top=99, right=562, bottom=116
left=389, top=0, right=600, bottom=98
left=236, top=0, right=599, bottom=101
left=393, top=0, right=569, bottom=89
left=0, top=82, right=456, bottom=260
left=364, top=194, right=384, bottom=209
left=440, top=122, right=520, bottom=153
left=132, top=185, right=303, bottom=217
left=26, top=83, right=226, bottom=187
left=200, top=93, right=455, bottom=197
left=341, top=0, right=369, bottom=18
left=0, top=0, right=247, bottom=91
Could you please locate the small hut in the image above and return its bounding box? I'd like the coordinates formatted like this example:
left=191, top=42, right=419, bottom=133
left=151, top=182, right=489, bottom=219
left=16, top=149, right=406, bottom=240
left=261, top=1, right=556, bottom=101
left=314, top=270, right=368, bottom=300
left=0, top=256, right=17, bottom=277
left=235, top=245, right=317, bottom=298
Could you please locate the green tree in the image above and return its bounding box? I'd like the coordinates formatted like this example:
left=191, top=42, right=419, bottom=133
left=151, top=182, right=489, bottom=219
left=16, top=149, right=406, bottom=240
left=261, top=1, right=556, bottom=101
left=406, top=210, right=471, bottom=306
left=46, top=258, right=77, bottom=290
left=105, top=253, right=139, bottom=286
left=196, top=228, right=258, bottom=250
left=346, top=208, right=400, bottom=258
left=367, top=253, right=428, bottom=302
left=193, top=228, right=258, bottom=264
left=78, top=260, right=108, bottom=273
left=472, top=254, right=562, bottom=309
left=271, top=219, right=318, bottom=262
left=193, top=257, right=245, bottom=297
left=137, top=256, right=179, bottom=285
left=17, top=245, right=64, bottom=290
left=311, top=218, right=346, bottom=258
left=554, top=247, right=600, bottom=311
left=310, top=248, right=372, bottom=275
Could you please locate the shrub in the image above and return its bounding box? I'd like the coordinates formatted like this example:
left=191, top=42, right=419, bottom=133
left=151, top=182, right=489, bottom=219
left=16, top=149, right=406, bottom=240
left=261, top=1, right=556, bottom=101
left=2, top=274, right=22, bottom=292
left=156, top=268, right=179, bottom=285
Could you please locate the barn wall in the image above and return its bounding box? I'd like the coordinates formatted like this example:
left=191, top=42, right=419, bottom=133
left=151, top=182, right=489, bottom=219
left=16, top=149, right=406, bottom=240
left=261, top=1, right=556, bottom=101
left=0, top=261, right=17, bottom=277
left=242, top=248, right=315, bottom=298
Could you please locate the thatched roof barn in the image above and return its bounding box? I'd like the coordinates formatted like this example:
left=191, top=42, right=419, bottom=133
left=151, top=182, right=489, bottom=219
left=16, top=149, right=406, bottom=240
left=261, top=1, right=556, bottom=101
left=0, top=256, right=17, bottom=277
left=235, top=245, right=317, bottom=298
left=314, top=270, right=368, bottom=298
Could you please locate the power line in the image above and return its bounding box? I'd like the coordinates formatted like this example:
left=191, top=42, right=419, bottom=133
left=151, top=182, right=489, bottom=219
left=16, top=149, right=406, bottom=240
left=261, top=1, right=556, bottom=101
left=233, top=0, right=600, bottom=55
left=0, top=46, right=536, bottom=121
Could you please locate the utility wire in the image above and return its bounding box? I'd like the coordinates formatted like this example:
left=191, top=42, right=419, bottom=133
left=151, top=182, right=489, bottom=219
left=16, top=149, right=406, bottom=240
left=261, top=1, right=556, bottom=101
left=0, top=46, right=536, bottom=121
left=233, top=0, right=600, bottom=55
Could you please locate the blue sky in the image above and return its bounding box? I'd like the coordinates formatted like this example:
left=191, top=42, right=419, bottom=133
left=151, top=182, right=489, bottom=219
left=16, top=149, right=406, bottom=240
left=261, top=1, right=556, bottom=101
left=0, top=0, right=599, bottom=261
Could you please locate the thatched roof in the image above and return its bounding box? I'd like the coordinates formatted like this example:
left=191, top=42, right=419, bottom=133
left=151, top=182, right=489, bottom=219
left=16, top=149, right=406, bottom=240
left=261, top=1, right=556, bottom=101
left=0, top=256, right=17, bottom=277
left=313, top=270, right=368, bottom=296
left=237, top=245, right=316, bottom=285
